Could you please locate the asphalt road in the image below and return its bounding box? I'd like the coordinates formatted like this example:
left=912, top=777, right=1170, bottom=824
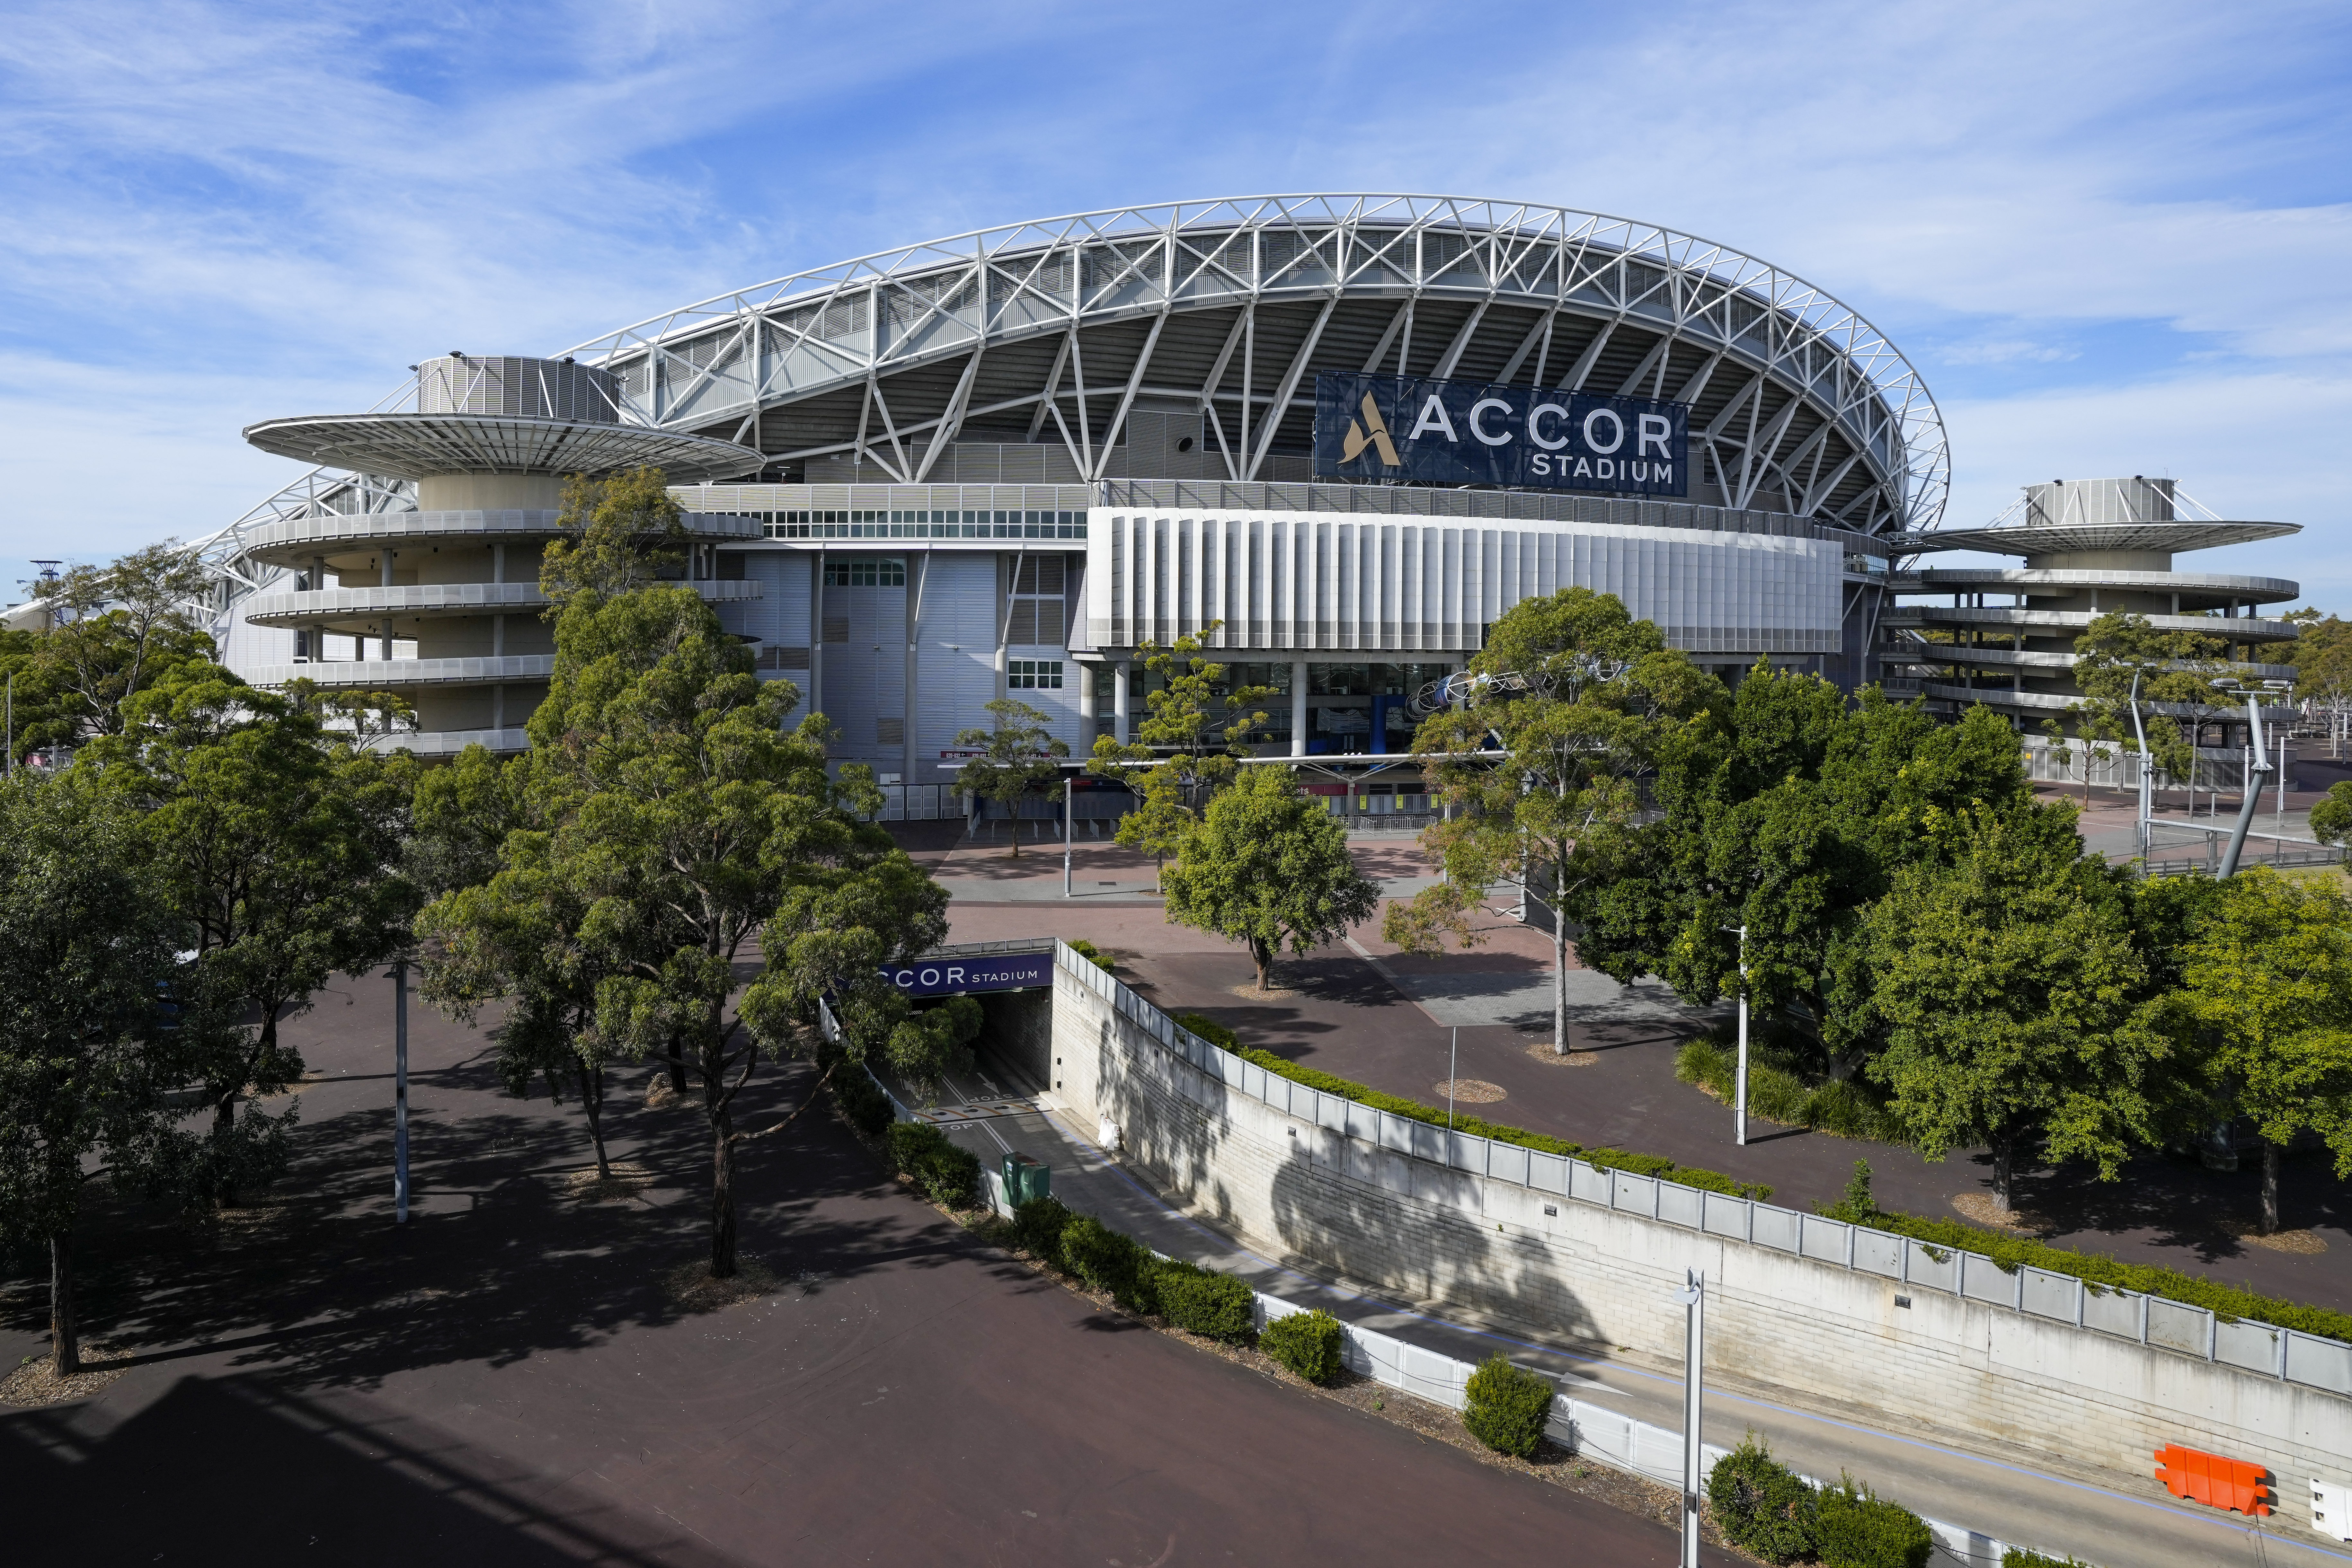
left=0, top=967, right=1700, bottom=1567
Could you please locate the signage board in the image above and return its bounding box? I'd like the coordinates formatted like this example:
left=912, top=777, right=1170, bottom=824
left=1312, top=371, right=1687, bottom=497
left=878, top=952, right=1052, bottom=997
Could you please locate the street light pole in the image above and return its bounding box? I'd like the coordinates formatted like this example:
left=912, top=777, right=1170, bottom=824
left=1446, top=1025, right=1459, bottom=1132
left=1734, top=926, right=1749, bottom=1147
left=1674, top=1268, right=1706, bottom=1568
left=1063, top=774, right=1073, bottom=898
left=393, top=958, right=410, bottom=1224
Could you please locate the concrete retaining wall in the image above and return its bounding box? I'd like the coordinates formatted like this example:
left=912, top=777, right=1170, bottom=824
left=1040, top=942, right=2352, bottom=1491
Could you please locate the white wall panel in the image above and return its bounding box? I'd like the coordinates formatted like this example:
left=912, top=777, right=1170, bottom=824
left=916, top=552, right=1002, bottom=782
left=1086, top=507, right=1842, bottom=656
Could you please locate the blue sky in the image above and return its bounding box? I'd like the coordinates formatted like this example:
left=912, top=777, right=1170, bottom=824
left=3, top=0, right=2347, bottom=601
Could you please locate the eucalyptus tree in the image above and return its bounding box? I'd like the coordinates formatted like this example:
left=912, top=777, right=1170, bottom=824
left=2073, top=612, right=2231, bottom=806
left=1161, top=764, right=1380, bottom=992
left=1383, top=587, right=1720, bottom=1054
left=954, top=697, right=1067, bottom=857
left=81, top=662, right=417, bottom=1203
left=1088, top=624, right=1278, bottom=883
left=2177, top=868, right=2352, bottom=1235
left=1859, top=805, right=2181, bottom=1212
left=432, top=529, right=953, bottom=1277
left=0, top=774, right=184, bottom=1374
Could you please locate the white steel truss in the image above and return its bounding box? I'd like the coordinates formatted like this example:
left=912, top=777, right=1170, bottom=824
left=558, top=193, right=1948, bottom=536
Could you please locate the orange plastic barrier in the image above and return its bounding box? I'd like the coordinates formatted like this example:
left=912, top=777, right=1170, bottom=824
left=2154, top=1444, right=2274, bottom=1517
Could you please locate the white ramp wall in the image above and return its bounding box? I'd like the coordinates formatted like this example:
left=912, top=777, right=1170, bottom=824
left=1038, top=942, right=2352, bottom=1493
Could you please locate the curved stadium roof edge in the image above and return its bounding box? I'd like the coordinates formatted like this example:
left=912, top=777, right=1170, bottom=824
left=554, top=193, right=1947, bottom=538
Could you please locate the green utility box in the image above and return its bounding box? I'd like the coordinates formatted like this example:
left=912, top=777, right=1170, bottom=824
left=1001, top=1152, right=1051, bottom=1207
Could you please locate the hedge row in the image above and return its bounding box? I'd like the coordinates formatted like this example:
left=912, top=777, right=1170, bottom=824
left=1708, top=1435, right=1934, bottom=1568
left=1674, top=1035, right=1907, bottom=1143
left=1860, top=1205, right=2352, bottom=1344
left=1009, top=1197, right=1258, bottom=1344
left=1170, top=1014, right=1770, bottom=1201
left=885, top=1121, right=981, bottom=1209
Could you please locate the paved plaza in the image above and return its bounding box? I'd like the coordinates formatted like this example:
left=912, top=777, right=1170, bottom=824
left=0, top=962, right=1697, bottom=1567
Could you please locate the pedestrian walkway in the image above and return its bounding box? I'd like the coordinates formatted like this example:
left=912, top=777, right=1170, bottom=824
left=911, top=1060, right=2351, bottom=1568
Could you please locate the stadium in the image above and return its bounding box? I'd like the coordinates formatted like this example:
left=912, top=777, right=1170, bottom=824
left=193, top=195, right=1967, bottom=796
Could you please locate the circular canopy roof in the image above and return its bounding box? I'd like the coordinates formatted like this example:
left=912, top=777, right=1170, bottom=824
left=562, top=194, right=1948, bottom=535
left=242, top=413, right=764, bottom=482
left=1897, top=521, right=2298, bottom=558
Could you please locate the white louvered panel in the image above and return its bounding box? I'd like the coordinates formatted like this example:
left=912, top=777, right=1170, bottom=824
left=916, top=553, right=1001, bottom=780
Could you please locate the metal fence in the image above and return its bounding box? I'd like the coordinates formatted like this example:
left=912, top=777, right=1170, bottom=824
left=985, top=938, right=2352, bottom=1400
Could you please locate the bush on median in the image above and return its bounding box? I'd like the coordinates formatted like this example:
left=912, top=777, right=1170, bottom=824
left=1260, top=1308, right=1345, bottom=1385
left=1462, top=1353, right=1554, bottom=1458
left=1814, top=1474, right=1934, bottom=1568
left=1060, top=1214, right=1155, bottom=1311
left=832, top=1065, right=896, bottom=1138
left=1010, top=1195, right=1075, bottom=1263
left=886, top=1121, right=980, bottom=1209
left=1706, top=1435, right=1818, bottom=1563
left=1149, top=1259, right=1257, bottom=1343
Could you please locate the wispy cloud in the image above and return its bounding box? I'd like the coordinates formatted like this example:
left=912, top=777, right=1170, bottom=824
left=0, top=0, right=2344, bottom=605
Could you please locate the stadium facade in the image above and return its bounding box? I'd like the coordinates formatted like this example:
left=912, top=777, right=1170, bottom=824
left=194, top=196, right=1968, bottom=780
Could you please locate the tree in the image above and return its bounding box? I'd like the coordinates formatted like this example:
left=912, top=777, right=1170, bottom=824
left=6, top=544, right=219, bottom=754
left=2177, top=868, right=2352, bottom=1234
left=84, top=662, right=418, bottom=1202
left=1163, top=762, right=1380, bottom=992
left=1859, top=805, right=2181, bottom=1211
left=955, top=697, right=1068, bottom=858
left=1384, top=588, right=1719, bottom=1052
left=2073, top=613, right=2232, bottom=808
left=504, top=554, right=952, bottom=1278
left=539, top=466, right=690, bottom=612
left=417, top=822, right=627, bottom=1178
left=2311, top=782, right=2352, bottom=849
left=0, top=775, right=183, bottom=1374
left=1089, top=624, right=1276, bottom=886
left=2289, top=614, right=2352, bottom=760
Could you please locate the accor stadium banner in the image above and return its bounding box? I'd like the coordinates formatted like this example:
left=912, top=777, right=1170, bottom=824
left=1312, top=372, right=1688, bottom=497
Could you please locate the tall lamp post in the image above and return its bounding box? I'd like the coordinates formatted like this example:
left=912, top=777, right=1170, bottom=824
left=1674, top=1268, right=1706, bottom=1568
left=1720, top=923, right=1749, bottom=1146
left=2213, top=679, right=2294, bottom=879
left=393, top=957, right=410, bottom=1224
left=1063, top=773, right=1074, bottom=898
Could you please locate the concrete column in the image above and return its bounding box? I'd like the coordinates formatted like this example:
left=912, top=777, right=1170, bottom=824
left=904, top=553, right=923, bottom=786
left=1077, top=656, right=1098, bottom=740
left=1113, top=661, right=1131, bottom=744
left=381, top=549, right=396, bottom=661
left=809, top=551, right=825, bottom=719
left=1291, top=658, right=1309, bottom=757
left=492, top=685, right=505, bottom=731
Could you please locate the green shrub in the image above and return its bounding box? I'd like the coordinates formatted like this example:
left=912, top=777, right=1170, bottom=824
left=1174, top=1011, right=1238, bottom=1051
left=1675, top=1036, right=1904, bottom=1141
left=2001, top=1551, right=2093, bottom=1568
left=1814, top=1475, right=1933, bottom=1568
left=1261, top=1308, right=1345, bottom=1384
left=1706, top=1435, right=1818, bottom=1564
left=832, top=1066, right=895, bottom=1138
left=885, top=1121, right=980, bottom=1209
left=1462, top=1354, right=1554, bottom=1459
left=1151, top=1262, right=1256, bottom=1343
left=1067, top=938, right=1115, bottom=971
left=1237, top=1045, right=1770, bottom=1201
left=1010, top=1195, right=1074, bottom=1263
left=1060, top=1214, right=1153, bottom=1311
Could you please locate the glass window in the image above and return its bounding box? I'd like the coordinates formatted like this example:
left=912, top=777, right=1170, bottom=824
left=1007, top=659, right=1063, bottom=690
left=822, top=558, right=906, bottom=587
